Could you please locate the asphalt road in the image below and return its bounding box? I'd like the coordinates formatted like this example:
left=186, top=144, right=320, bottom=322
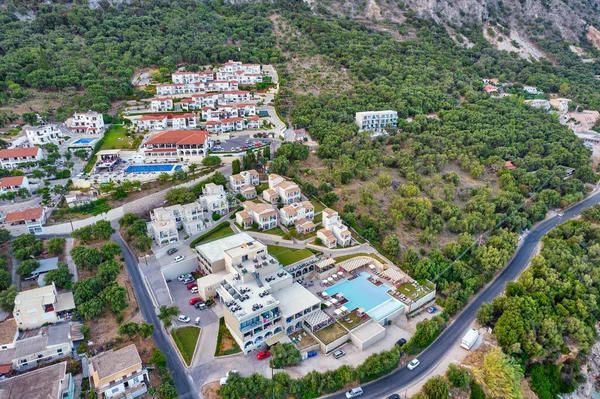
left=112, top=231, right=198, bottom=399
left=325, top=191, right=600, bottom=399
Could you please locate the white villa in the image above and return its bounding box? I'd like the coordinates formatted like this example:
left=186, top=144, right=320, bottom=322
left=150, top=97, right=173, bottom=112
left=317, top=208, right=351, bottom=248
left=236, top=201, right=278, bottom=230
left=24, top=124, right=63, bottom=146
left=263, top=174, right=302, bottom=205
left=200, top=183, right=229, bottom=216
left=149, top=202, right=208, bottom=246
left=230, top=169, right=260, bottom=194
left=279, top=201, right=315, bottom=226
left=355, top=111, right=398, bottom=133
left=69, top=111, right=105, bottom=134
left=0, top=147, right=44, bottom=169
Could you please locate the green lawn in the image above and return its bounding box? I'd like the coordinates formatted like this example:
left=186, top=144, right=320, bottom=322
left=314, top=213, right=323, bottom=224
left=190, top=223, right=235, bottom=248
left=249, top=225, right=287, bottom=237
left=310, top=198, right=326, bottom=213
left=267, top=245, right=314, bottom=266
left=333, top=252, right=387, bottom=265
left=100, top=125, right=140, bottom=150
left=172, top=326, right=200, bottom=366
left=215, top=318, right=242, bottom=357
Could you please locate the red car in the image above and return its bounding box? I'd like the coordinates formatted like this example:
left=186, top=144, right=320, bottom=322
left=186, top=283, right=198, bottom=290
left=189, top=297, right=203, bottom=306
left=256, top=351, right=271, bottom=360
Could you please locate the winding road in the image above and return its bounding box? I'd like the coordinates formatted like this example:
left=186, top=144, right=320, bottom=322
left=325, top=191, right=600, bottom=399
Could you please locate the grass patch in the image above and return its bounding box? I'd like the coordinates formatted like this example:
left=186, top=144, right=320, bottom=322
left=314, top=322, right=347, bottom=345
left=190, top=223, right=234, bottom=248
left=83, top=154, right=97, bottom=174
left=339, top=313, right=365, bottom=330
left=100, top=125, right=141, bottom=150
left=56, top=198, right=111, bottom=216
left=397, top=280, right=435, bottom=301
left=287, top=227, right=317, bottom=240
left=247, top=225, right=287, bottom=236
left=267, top=245, right=314, bottom=266
left=350, top=228, right=366, bottom=244
left=314, top=213, right=323, bottom=224
left=310, top=198, right=326, bottom=213
left=252, top=198, right=263, bottom=204
left=215, top=317, right=242, bottom=357
left=172, top=326, right=200, bottom=366
left=333, top=252, right=387, bottom=264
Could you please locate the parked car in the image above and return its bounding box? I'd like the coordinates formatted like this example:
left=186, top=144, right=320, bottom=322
left=395, top=338, right=407, bottom=347
left=333, top=350, right=345, bottom=359
left=182, top=277, right=194, bottom=284
left=407, top=359, right=420, bottom=370
left=194, top=301, right=206, bottom=309
left=178, top=315, right=191, bottom=323
left=189, top=297, right=203, bottom=306
left=256, top=351, right=271, bottom=360
left=195, top=317, right=200, bottom=325
left=191, top=287, right=199, bottom=294
left=167, top=248, right=178, bottom=255
left=220, top=370, right=238, bottom=386
left=427, top=306, right=437, bottom=314
left=177, top=273, right=192, bottom=282
left=187, top=283, right=198, bottom=290
left=386, top=395, right=401, bottom=399
left=345, top=387, right=363, bottom=398
left=174, top=255, right=184, bottom=262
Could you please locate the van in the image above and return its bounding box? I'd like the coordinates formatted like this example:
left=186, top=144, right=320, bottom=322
left=191, top=287, right=199, bottom=294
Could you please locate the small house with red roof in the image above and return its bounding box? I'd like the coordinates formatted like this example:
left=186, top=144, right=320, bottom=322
left=0, top=176, right=29, bottom=193
left=141, top=129, right=210, bottom=162
left=0, top=147, right=44, bottom=169
left=505, top=161, right=517, bottom=170
left=3, top=207, right=46, bottom=234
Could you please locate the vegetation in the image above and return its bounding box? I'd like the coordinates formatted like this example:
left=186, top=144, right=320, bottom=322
left=158, top=305, right=179, bottom=328
left=119, top=213, right=152, bottom=252
left=215, top=317, right=242, bottom=357
left=270, top=343, right=301, bottom=369
left=44, top=263, right=73, bottom=288
left=171, top=326, right=200, bottom=366
left=267, top=245, right=313, bottom=266
left=71, top=220, right=115, bottom=243
left=12, top=234, right=43, bottom=261
left=189, top=223, right=234, bottom=248
left=47, top=237, right=66, bottom=256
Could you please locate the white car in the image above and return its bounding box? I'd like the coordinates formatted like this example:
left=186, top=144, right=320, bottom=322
left=174, top=255, right=184, bottom=263
left=219, top=370, right=239, bottom=386
left=345, top=387, right=363, bottom=398
left=407, top=358, right=421, bottom=370
left=178, top=315, right=191, bottom=323
left=177, top=273, right=192, bottom=281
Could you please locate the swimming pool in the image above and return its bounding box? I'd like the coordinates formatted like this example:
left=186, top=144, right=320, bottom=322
left=72, top=138, right=97, bottom=144
left=325, top=272, right=403, bottom=323
left=125, top=164, right=182, bottom=173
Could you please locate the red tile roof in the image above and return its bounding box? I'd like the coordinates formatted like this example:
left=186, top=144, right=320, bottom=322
left=224, top=91, right=249, bottom=95
left=180, top=98, right=193, bottom=103
left=5, top=207, right=43, bottom=222
left=139, top=114, right=168, bottom=121
left=221, top=117, right=243, bottom=123
left=246, top=116, right=259, bottom=121
left=0, top=147, right=40, bottom=159
left=0, top=176, right=24, bottom=187
left=145, top=148, right=177, bottom=153
left=144, top=130, right=209, bottom=146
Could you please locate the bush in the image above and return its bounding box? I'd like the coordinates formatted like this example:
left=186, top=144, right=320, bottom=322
left=447, top=363, right=471, bottom=389
left=470, top=381, right=486, bottom=399
left=212, top=212, right=221, bottom=221
left=270, top=343, right=301, bottom=369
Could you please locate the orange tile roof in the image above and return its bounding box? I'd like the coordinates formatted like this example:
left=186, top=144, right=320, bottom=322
left=0, top=176, right=24, bottom=187
left=246, top=116, right=259, bottom=121
left=0, top=147, right=40, bottom=159
left=221, top=117, right=243, bottom=123
left=5, top=207, right=43, bottom=222
left=145, top=130, right=209, bottom=146
left=180, top=98, right=193, bottom=103
left=139, top=114, right=168, bottom=121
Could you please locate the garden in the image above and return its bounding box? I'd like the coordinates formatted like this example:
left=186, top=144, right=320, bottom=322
left=171, top=326, right=200, bottom=366
left=267, top=245, right=314, bottom=266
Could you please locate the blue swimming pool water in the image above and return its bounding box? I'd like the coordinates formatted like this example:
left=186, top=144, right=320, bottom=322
left=324, top=273, right=403, bottom=321
left=125, top=164, right=182, bottom=173
left=72, top=138, right=97, bottom=144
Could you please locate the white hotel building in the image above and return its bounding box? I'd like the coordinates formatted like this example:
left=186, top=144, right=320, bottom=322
left=24, top=124, right=63, bottom=146
left=355, top=110, right=398, bottom=133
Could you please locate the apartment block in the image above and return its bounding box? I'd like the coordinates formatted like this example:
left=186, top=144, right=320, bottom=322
left=13, top=283, right=75, bottom=330
left=172, top=71, right=203, bottom=84
left=141, top=129, right=210, bottom=163
left=150, top=97, right=173, bottom=112
left=0, top=147, right=44, bottom=169
left=196, top=233, right=321, bottom=354
left=4, top=206, right=46, bottom=234
left=237, top=201, right=278, bottom=230
left=24, top=124, right=63, bottom=146
left=89, top=344, right=148, bottom=399
left=200, top=183, right=229, bottom=216
left=0, top=361, right=74, bottom=399
left=156, top=82, right=205, bottom=96
left=318, top=208, right=352, bottom=248
left=149, top=202, right=207, bottom=246
left=355, top=110, right=398, bottom=133
left=191, top=93, right=219, bottom=109
left=219, top=91, right=251, bottom=104
left=549, top=98, right=571, bottom=113
left=69, top=111, right=105, bottom=134
left=0, top=175, right=29, bottom=193
left=263, top=174, right=302, bottom=205
left=279, top=201, right=315, bottom=226
left=134, top=114, right=168, bottom=131
left=229, top=169, right=260, bottom=192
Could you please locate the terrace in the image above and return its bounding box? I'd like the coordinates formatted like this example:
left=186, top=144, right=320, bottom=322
left=314, top=322, right=347, bottom=345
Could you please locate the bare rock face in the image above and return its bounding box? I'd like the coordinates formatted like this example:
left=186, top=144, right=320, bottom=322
left=301, top=0, right=600, bottom=43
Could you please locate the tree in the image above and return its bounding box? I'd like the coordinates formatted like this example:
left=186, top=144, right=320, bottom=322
left=0, top=286, right=18, bottom=312
left=574, top=165, right=595, bottom=183
left=422, top=376, right=449, bottom=399
left=202, top=155, right=221, bottom=167
left=0, top=270, right=10, bottom=291
left=0, top=229, right=10, bottom=244
left=446, top=363, right=471, bottom=388
left=47, top=237, right=66, bottom=256
left=79, top=298, right=104, bottom=320
left=382, top=234, right=401, bottom=257
left=98, top=260, right=122, bottom=283
left=165, top=187, right=195, bottom=205
left=270, top=156, right=290, bottom=175
left=322, top=192, right=339, bottom=206
left=158, top=381, right=178, bottom=399
left=45, top=263, right=73, bottom=288
left=139, top=322, right=154, bottom=338
left=100, top=282, right=128, bottom=314
left=118, top=322, right=139, bottom=337
left=270, top=343, right=301, bottom=369
left=232, top=159, right=241, bottom=174
left=158, top=305, right=180, bottom=328
left=101, top=242, right=122, bottom=259
left=17, top=259, right=39, bottom=277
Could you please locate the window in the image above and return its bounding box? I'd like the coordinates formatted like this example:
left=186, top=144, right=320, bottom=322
left=57, top=349, right=63, bottom=354
left=111, top=387, right=120, bottom=394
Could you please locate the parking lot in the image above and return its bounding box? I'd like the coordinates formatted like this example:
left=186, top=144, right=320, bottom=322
left=212, top=134, right=272, bottom=152
left=168, top=278, right=219, bottom=329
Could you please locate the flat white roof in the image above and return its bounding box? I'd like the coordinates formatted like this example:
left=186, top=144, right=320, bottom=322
left=350, top=320, right=386, bottom=342
left=197, top=270, right=228, bottom=288
left=276, top=282, right=321, bottom=318
left=196, top=232, right=254, bottom=263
